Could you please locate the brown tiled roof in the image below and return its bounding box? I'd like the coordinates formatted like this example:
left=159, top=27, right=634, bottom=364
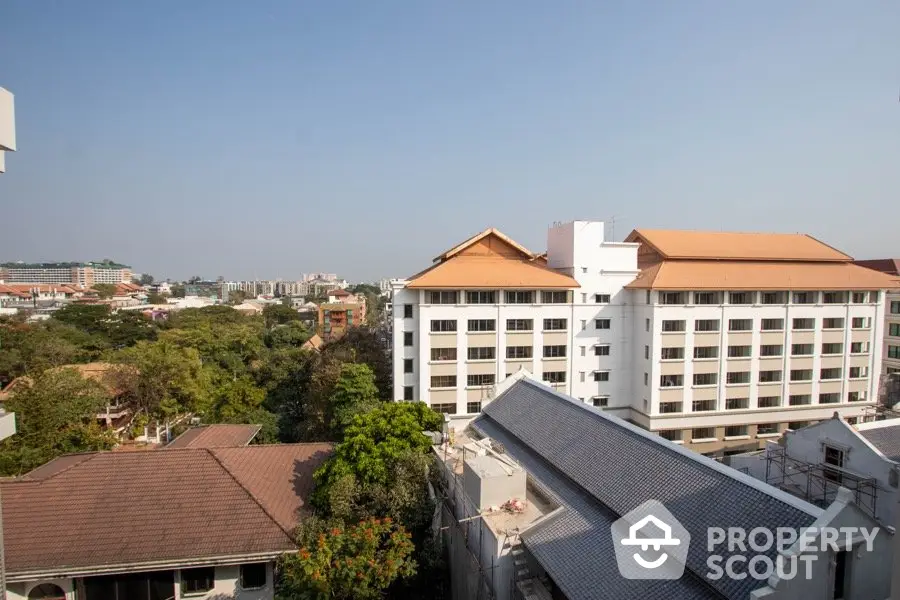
left=626, top=229, right=852, bottom=262
left=625, top=260, right=900, bottom=290
left=301, top=333, right=324, bottom=351
left=330, top=288, right=351, bottom=297
left=408, top=229, right=579, bottom=290
left=215, top=444, right=332, bottom=531
left=166, top=424, right=262, bottom=449
left=1, top=444, right=332, bottom=577
left=854, top=259, right=900, bottom=276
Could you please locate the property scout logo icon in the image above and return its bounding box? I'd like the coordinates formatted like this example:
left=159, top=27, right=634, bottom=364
left=611, top=499, right=690, bottom=580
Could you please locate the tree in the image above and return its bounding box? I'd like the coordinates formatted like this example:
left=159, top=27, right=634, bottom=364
left=279, top=518, right=416, bottom=600
left=170, top=284, right=186, bottom=298
left=329, top=363, right=380, bottom=437
left=92, top=283, right=118, bottom=299
left=188, top=276, right=202, bottom=284
left=321, top=328, right=392, bottom=400
left=0, top=368, right=117, bottom=475
left=348, top=284, right=381, bottom=296
left=314, top=402, right=441, bottom=499
left=114, top=340, right=211, bottom=418
left=227, top=289, right=249, bottom=305
left=146, top=292, right=168, bottom=305
left=265, top=321, right=310, bottom=349
left=263, top=303, right=300, bottom=329
left=52, top=304, right=157, bottom=350
left=137, top=274, right=154, bottom=286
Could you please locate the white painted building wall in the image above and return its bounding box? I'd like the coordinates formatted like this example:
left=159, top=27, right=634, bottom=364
left=0, top=87, right=15, bottom=173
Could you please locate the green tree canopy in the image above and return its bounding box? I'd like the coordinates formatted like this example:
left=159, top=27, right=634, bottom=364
left=52, top=304, right=157, bottom=350
left=329, top=363, right=380, bottom=437
left=263, top=303, right=301, bottom=329
left=146, top=292, right=168, bottom=305
left=137, top=274, right=154, bottom=285
left=279, top=518, right=416, bottom=600
left=0, top=368, right=117, bottom=475
left=92, top=283, right=118, bottom=299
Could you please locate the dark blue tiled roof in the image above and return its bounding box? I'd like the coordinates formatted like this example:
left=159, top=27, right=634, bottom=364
left=859, top=425, right=900, bottom=462
left=475, top=378, right=820, bottom=600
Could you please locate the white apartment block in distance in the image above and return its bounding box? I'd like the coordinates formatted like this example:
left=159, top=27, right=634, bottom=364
left=0, top=87, right=14, bottom=173
left=392, top=221, right=900, bottom=457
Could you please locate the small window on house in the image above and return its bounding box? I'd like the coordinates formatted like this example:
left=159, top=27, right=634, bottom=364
left=592, top=396, right=609, bottom=407
left=430, top=320, right=457, bottom=333
left=506, top=346, right=533, bottom=359
left=543, top=345, right=567, bottom=358
left=403, top=358, right=413, bottom=373
left=467, top=347, right=495, bottom=360
left=727, top=345, right=751, bottom=358
left=432, top=403, right=456, bottom=414
left=660, top=374, right=683, bottom=387
left=822, top=292, right=848, bottom=304
left=506, top=319, right=533, bottom=331
left=661, top=347, right=684, bottom=360
left=728, top=319, right=752, bottom=331
left=759, top=370, right=782, bottom=383
left=693, top=291, right=720, bottom=305
left=659, top=429, right=682, bottom=441
left=432, top=347, right=458, bottom=361
left=541, top=291, right=569, bottom=304
left=467, top=319, right=496, bottom=332
left=792, top=292, right=816, bottom=304
left=851, top=317, right=871, bottom=329
left=691, top=427, right=716, bottom=439
left=646, top=291, right=652, bottom=304
left=659, top=402, right=682, bottom=414
left=594, top=371, right=610, bottom=382
left=403, top=332, right=413, bottom=347
left=403, top=386, right=414, bottom=401
left=790, top=369, right=813, bottom=382
left=644, top=345, right=650, bottom=359
left=849, top=366, right=869, bottom=378
left=788, top=421, right=810, bottom=430
left=694, top=319, right=720, bottom=332
left=693, top=346, right=718, bottom=359
left=692, top=373, right=717, bottom=386
left=660, top=292, right=686, bottom=305
left=890, top=324, right=900, bottom=337
left=819, top=393, right=840, bottom=404
left=758, top=396, right=781, bottom=408
left=403, top=304, right=413, bottom=318
left=466, top=291, right=496, bottom=304
left=757, top=423, right=779, bottom=435
left=644, top=372, right=649, bottom=385
left=728, top=292, right=754, bottom=305
left=823, top=318, right=844, bottom=329
left=467, top=374, right=495, bottom=386
left=761, top=291, right=786, bottom=304
left=594, top=293, right=611, bottom=303
left=543, top=318, right=567, bottom=331
left=595, top=319, right=611, bottom=330
left=505, top=291, right=534, bottom=304
left=725, top=398, right=749, bottom=410
left=726, top=371, right=750, bottom=384
left=848, top=391, right=866, bottom=402
left=789, top=394, right=812, bottom=406
left=761, top=318, right=784, bottom=331
left=792, top=318, right=815, bottom=330
left=427, top=291, right=458, bottom=304
left=892, top=301, right=900, bottom=314
left=594, top=344, right=610, bottom=356
left=661, top=320, right=685, bottom=332
left=759, top=345, right=783, bottom=357
left=182, top=567, right=215, bottom=594
left=725, top=425, right=748, bottom=437
left=430, top=375, right=457, bottom=388
left=543, top=371, right=566, bottom=383
left=791, top=343, right=814, bottom=356
left=889, top=346, right=900, bottom=359
left=240, top=563, right=267, bottom=590
left=645, top=318, right=650, bottom=332
left=466, top=401, right=482, bottom=413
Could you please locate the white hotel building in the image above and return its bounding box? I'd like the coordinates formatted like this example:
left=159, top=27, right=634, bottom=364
left=392, top=221, right=899, bottom=456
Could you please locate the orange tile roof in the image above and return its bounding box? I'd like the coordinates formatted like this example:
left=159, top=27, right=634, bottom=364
left=625, top=260, right=900, bottom=291
left=627, top=229, right=851, bottom=262
left=408, top=228, right=579, bottom=290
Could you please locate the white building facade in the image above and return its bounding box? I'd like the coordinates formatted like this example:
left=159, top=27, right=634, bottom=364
left=393, top=222, right=898, bottom=455
left=0, top=87, right=14, bottom=173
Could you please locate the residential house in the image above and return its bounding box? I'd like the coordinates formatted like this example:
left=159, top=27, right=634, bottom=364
left=434, top=373, right=891, bottom=600
left=318, top=301, right=366, bottom=342
left=394, top=222, right=899, bottom=456
left=2, top=441, right=332, bottom=600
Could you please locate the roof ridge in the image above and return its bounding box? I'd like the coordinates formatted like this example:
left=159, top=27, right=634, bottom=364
left=513, top=378, right=823, bottom=517
left=206, top=448, right=298, bottom=541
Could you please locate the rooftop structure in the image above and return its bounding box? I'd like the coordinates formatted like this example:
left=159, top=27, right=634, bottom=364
left=165, top=424, right=261, bottom=449
left=433, top=374, right=891, bottom=600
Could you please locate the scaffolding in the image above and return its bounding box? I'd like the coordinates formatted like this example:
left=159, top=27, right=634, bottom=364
left=764, top=445, right=879, bottom=517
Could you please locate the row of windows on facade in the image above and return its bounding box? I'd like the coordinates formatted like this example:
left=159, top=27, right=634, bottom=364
left=655, top=290, right=880, bottom=306
left=80, top=564, right=268, bottom=600
left=658, top=366, right=869, bottom=388
left=421, top=343, right=613, bottom=362
left=657, top=341, right=870, bottom=361
left=659, top=316, right=871, bottom=333
left=656, top=390, right=868, bottom=414
left=427, top=370, right=569, bottom=389
left=416, top=318, right=575, bottom=334
left=413, top=290, right=612, bottom=307
left=657, top=422, right=816, bottom=442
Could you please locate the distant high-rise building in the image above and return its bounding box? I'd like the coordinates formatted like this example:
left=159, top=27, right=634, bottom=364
left=0, top=87, right=14, bottom=173
left=0, top=261, right=132, bottom=286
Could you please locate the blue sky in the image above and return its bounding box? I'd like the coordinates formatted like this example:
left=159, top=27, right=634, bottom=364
left=1, top=1, right=898, bottom=282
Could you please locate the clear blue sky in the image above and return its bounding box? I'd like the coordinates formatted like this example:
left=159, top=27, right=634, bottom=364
left=1, top=1, right=898, bottom=282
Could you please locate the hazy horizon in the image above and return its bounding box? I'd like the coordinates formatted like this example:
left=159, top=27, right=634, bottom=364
left=2, top=1, right=898, bottom=282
